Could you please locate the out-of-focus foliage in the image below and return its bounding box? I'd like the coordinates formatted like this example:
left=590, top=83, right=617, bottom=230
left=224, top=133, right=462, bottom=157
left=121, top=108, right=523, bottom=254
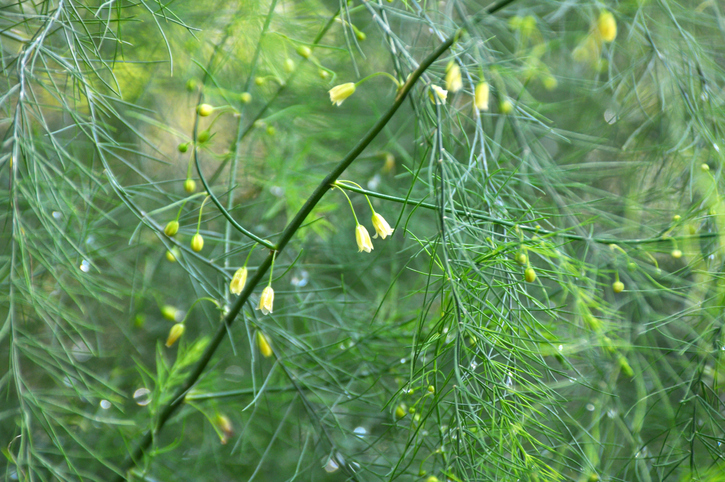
left=2, top=0, right=725, bottom=481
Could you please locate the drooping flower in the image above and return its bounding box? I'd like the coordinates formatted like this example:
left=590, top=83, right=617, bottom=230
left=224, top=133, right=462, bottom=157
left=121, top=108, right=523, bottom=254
left=257, top=286, right=274, bottom=315
left=257, top=331, right=273, bottom=358
left=355, top=224, right=374, bottom=253
left=329, top=83, right=356, bottom=106
left=474, top=82, right=490, bottom=111
left=165, top=323, right=185, bottom=347
left=597, top=11, right=617, bottom=43
left=371, top=212, right=394, bottom=239
left=430, top=85, right=448, bottom=104
left=229, top=267, right=248, bottom=295
left=445, top=63, right=462, bottom=93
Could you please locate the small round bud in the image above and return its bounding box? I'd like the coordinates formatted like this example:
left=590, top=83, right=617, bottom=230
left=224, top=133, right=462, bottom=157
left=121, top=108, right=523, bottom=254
left=254, top=77, right=265, bottom=86
left=427, top=385, right=435, bottom=394
left=283, top=58, right=295, bottom=73
left=197, top=130, right=210, bottom=143
left=240, top=92, right=252, bottom=104
left=266, top=125, right=276, bottom=136
left=184, top=179, right=197, bottom=193
left=178, top=142, right=189, bottom=153
left=256, top=331, right=273, bottom=358
left=166, top=247, right=180, bottom=263
left=191, top=233, right=204, bottom=252
left=612, top=281, right=624, bottom=293
left=426, top=477, right=440, bottom=482
left=524, top=267, right=536, bottom=283
left=701, top=163, right=710, bottom=172
left=161, top=305, right=180, bottom=321
left=296, top=45, right=312, bottom=59
left=394, top=405, right=407, bottom=419
left=500, top=99, right=513, bottom=114
left=627, top=261, right=637, bottom=272
left=671, top=249, right=682, bottom=259
left=588, top=473, right=600, bottom=482
left=319, top=69, right=330, bottom=79
left=543, top=75, right=558, bottom=91
left=197, top=104, right=214, bottom=117
left=186, top=79, right=198, bottom=92
left=164, top=220, right=179, bottom=237
left=673, top=214, right=681, bottom=222
left=356, top=30, right=366, bottom=41
left=516, top=253, right=527, bottom=265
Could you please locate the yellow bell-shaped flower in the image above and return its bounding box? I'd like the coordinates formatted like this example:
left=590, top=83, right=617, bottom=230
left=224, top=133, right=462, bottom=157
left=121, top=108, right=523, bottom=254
left=355, top=224, right=374, bottom=253
left=257, top=286, right=274, bottom=315
left=474, top=82, right=490, bottom=111
left=165, top=323, right=185, bottom=347
left=257, top=331, right=273, bottom=358
left=329, top=83, right=356, bottom=106
left=371, top=213, right=394, bottom=239
left=597, top=11, right=617, bottom=43
left=445, top=63, right=462, bottom=93
left=229, top=267, right=248, bottom=295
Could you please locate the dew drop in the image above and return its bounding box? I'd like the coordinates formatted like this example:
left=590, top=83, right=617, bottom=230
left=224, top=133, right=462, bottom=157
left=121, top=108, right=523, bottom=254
left=80, top=260, right=90, bottom=272
left=52, top=211, right=62, bottom=220
left=354, top=426, right=367, bottom=437
left=133, top=388, right=152, bottom=406
left=586, top=403, right=595, bottom=411
left=324, top=457, right=340, bottom=473
left=100, top=399, right=111, bottom=409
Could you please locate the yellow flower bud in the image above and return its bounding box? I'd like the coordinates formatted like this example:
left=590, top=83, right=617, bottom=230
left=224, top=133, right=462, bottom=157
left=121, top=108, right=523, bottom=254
left=319, top=69, right=330, bottom=79
left=186, top=79, right=198, bottom=92
left=395, top=404, right=407, bottom=419
left=191, top=233, right=204, bottom=252
left=215, top=414, right=233, bottom=443
left=618, top=354, right=633, bottom=377
left=166, top=247, right=180, bottom=263
left=296, top=45, right=312, bottom=59
left=164, top=220, right=179, bottom=237
left=524, top=267, right=536, bottom=283
left=474, top=82, right=489, bottom=111
left=701, top=163, right=710, bottom=172
left=671, top=249, right=682, bottom=259
left=612, top=281, right=624, bottom=293
left=257, top=331, right=273, bottom=358
left=426, top=477, right=440, bottom=482
left=500, top=99, right=513, bottom=114
left=161, top=305, right=179, bottom=321
left=229, top=267, right=248, bottom=295
left=197, top=104, right=214, bottom=117
left=597, top=11, right=617, bottom=43
left=329, top=82, right=356, bottom=106
left=283, top=58, right=295, bottom=73
left=355, top=224, right=374, bottom=253
left=165, top=323, right=185, bottom=347
left=445, top=63, right=462, bottom=93
left=430, top=84, right=447, bottom=104
left=256, top=286, right=274, bottom=315
left=184, top=178, right=197, bottom=193
left=240, top=92, right=252, bottom=104
left=371, top=212, right=394, bottom=239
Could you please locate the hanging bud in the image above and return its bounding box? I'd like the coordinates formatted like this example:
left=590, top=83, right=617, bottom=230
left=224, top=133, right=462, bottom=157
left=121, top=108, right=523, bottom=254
left=166, top=247, right=180, bottom=263
left=355, top=224, right=374, bottom=253
left=500, top=99, right=513, bottom=114
left=257, top=286, right=274, bottom=315
left=186, top=79, right=198, bottom=92
left=329, top=83, right=356, bottom=106
left=178, top=142, right=189, bottom=153
left=296, top=45, right=312, bottom=59
left=240, top=92, right=252, bottom=104
left=215, top=414, right=233, bottom=444
left=184, top=178, right=197, bottom=193
left=229, top=267, right=248, bottom=295
left=524, top=267, right=536, bottom=283
left=164, top=220, right=179, bottom=237
left=612, top=281, right=624, bottom=293
left=671, top=249, right=682, bottom=259
left=597, top=11, right=617, bottom=43
left=257, top=331, right=273, bottom=358
left=161, top=305, right=180, bottom=321
left=284, top=58, right=295, bottom=73
left=165, top=323, right=185, bottom=347
left=395, top=404, right=407, bottom=419
left=445, top=63, right=462, bottom=93
left=319, top=69, right=330, bottom=79
left=474, top=82, right=490, bottom=111
left=197, top=130, right=211, bottom=143
left=191, top=233, right=204, bottom=252
left=371, top=212, right=394, bottom=239
left=197, top=104, right=214, bottom=117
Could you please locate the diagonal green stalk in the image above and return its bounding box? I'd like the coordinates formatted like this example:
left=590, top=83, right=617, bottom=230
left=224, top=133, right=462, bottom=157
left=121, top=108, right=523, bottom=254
left=114, top=26, right=460, bottom=480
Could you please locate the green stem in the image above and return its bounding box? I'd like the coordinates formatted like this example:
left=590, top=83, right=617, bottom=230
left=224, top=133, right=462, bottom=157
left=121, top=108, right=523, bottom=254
left=196, top=196, right=210, bottom=234
left=333, top=184, right=360, bottom=225
left=336, top=180, right=376, bottom=213
left=355, top=71, right=400, bottom=87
